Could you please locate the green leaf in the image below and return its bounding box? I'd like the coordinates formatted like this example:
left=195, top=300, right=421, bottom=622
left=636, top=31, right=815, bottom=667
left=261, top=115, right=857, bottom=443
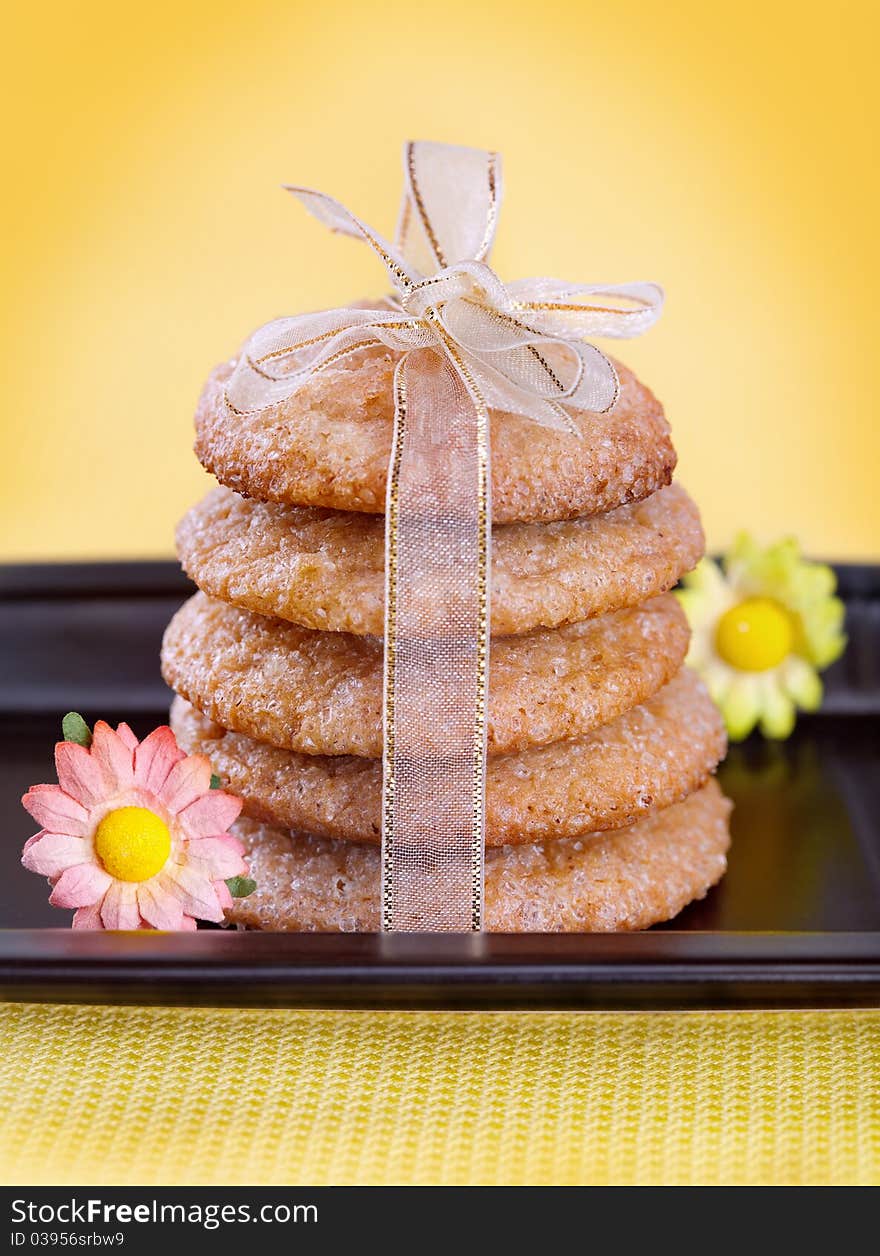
left=62, top=712, right=92, bottom=748
left=210, top=773, right=223, bottom=790
left=226, top=876, right=257, bottom=898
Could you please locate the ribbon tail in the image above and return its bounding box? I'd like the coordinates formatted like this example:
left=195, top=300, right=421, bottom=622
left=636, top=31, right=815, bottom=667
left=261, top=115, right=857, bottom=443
left=285, top=185, right=420, bottom=294
left=381, top=349, right=489, bottom=931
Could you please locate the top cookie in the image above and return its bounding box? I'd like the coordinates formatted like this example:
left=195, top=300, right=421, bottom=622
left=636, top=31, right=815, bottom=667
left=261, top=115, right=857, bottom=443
left=194, top=349, right=676, bottom=524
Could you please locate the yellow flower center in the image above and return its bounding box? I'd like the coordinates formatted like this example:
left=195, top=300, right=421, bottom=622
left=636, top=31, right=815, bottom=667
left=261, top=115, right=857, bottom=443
left=715, top=597, right=793, bottom=672
left=94, top=806, right=171, bottom=882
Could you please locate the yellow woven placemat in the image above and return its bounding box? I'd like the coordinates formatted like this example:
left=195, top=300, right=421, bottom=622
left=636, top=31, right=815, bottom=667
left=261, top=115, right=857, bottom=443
left=1, top=1003, right=878, bottom=1185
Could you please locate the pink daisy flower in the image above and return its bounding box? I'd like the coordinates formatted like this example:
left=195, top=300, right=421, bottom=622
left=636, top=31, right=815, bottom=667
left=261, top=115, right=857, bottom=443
left=21, top=720, right=247, bottom=930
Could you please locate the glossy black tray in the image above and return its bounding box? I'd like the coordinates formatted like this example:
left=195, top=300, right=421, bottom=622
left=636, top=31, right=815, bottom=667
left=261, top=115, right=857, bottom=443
left=0, top=561, right=878, bottom=1008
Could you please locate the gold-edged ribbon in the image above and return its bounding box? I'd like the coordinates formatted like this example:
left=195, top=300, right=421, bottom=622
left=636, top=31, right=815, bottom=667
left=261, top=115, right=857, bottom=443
left=225, top=141, right=664, bottom=932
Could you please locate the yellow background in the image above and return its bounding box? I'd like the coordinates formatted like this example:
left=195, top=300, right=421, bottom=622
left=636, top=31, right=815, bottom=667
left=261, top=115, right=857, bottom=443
left=3, top=0, right=879, bottom=561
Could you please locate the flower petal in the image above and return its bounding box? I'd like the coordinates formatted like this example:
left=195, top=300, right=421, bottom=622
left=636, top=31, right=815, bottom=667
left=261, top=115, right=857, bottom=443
left=159, top=865, right=224, bottom=923
left=759, top=685, right=796, bottom=739
left=677, top=558, right=732, bottom=618
left=50, top=863, right=113, bottom=909
left=782, top=655, right=823, bottom=711
left=115, top=723, right=139, bottom=751
left=187, top=836, right=247, bottom=882
left=90, top=720, right=135, bottom=793
left=72, top=902, right=105, bottom=930
left=186, top=834, right=248, bottom=879
left=214, top=879, right=233, bottom=910
left=134, top=726, right=186, bottom=795
left=21, top=832, right=92, bottom=879
left=160, top=754, right=213, bottom=814
left=177, top=790, right=242, bottom=838
left=54, top=741, right=108, bottom=808
left=100, top=881, right=141, bottom=930
left=21, top=785, right=89, bottom=836
left=700, top=659, right=734, bottom=707
left=179, top=915, right=198, bottom=931
left=22, top=831, right=45, bottom=855
left=721, top=674, right=762, bottom=741
left=137, top=880, right=186, bottom=931
left=802, top=596, right=847, bottom=668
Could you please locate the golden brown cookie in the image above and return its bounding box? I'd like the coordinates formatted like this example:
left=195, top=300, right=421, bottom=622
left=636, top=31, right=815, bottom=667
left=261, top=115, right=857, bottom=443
left=223, top=779, right=731, bottom=932
left=177, top=483, right=704, bottom=638
left=170, top=667, right=725, bottom=846
left=194, top=350, right=676, bottom=524
left=162, top=592, right=690, bottom=758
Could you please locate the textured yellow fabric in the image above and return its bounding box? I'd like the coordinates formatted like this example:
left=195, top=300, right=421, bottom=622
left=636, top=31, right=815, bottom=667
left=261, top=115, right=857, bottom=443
left=1, top=1004, right=878, bottom=1186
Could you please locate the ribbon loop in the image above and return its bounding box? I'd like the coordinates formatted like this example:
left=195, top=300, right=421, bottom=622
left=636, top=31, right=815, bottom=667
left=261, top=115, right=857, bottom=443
left=396, top=142, right=501, bottom=273
left=507, top=278, right=665, bottom=339
left=225, top=308, right=424, bottom=414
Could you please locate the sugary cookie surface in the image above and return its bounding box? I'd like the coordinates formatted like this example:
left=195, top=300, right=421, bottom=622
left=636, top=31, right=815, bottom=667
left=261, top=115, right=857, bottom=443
left=177, top=482, right=704, bottom=637
left=194, top=351, right=676, bottom=523
left=162, top=592, right=691, bottom=758
left=171, top=667, right=726, bottom=847
left=223, top=780, right=731, bottom=932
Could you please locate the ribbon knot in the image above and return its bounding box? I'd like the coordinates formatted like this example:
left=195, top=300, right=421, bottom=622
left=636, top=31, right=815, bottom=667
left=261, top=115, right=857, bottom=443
left=399, top=262, right=496, bottom=315
left=224, top=142, right=663, bottom=932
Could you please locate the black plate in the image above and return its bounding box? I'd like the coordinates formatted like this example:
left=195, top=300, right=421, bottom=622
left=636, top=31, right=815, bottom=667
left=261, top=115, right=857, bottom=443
left=0, top=561, right=878, bottom=1008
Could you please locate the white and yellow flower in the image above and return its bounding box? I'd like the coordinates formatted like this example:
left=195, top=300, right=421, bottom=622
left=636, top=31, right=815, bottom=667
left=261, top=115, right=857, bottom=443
left=676, top=534, right=846, bottom=741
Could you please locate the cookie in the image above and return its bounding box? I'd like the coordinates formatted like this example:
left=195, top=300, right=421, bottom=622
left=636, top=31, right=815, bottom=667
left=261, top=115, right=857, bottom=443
left=162, top=592, right=690, bottom=758
left=194, top=349, right=676, bottom=524
left=177, top=482, right=704, bottom=638
left=223, top=779, right=731, bottom=932
left=170, top=667, right=725, bottom=846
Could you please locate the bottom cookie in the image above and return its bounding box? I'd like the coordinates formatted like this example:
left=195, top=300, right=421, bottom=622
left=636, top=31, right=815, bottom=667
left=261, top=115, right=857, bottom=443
left=225, top=779, right=731, bottom=932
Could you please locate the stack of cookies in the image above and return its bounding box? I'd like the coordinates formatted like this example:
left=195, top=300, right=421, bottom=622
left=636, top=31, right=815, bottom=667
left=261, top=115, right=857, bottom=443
left=161, top=346, right=731, bottom=930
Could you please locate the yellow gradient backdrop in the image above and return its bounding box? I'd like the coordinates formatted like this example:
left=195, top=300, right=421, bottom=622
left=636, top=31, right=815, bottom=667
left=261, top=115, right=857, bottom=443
left=3, top=1, right=878, bottom=560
